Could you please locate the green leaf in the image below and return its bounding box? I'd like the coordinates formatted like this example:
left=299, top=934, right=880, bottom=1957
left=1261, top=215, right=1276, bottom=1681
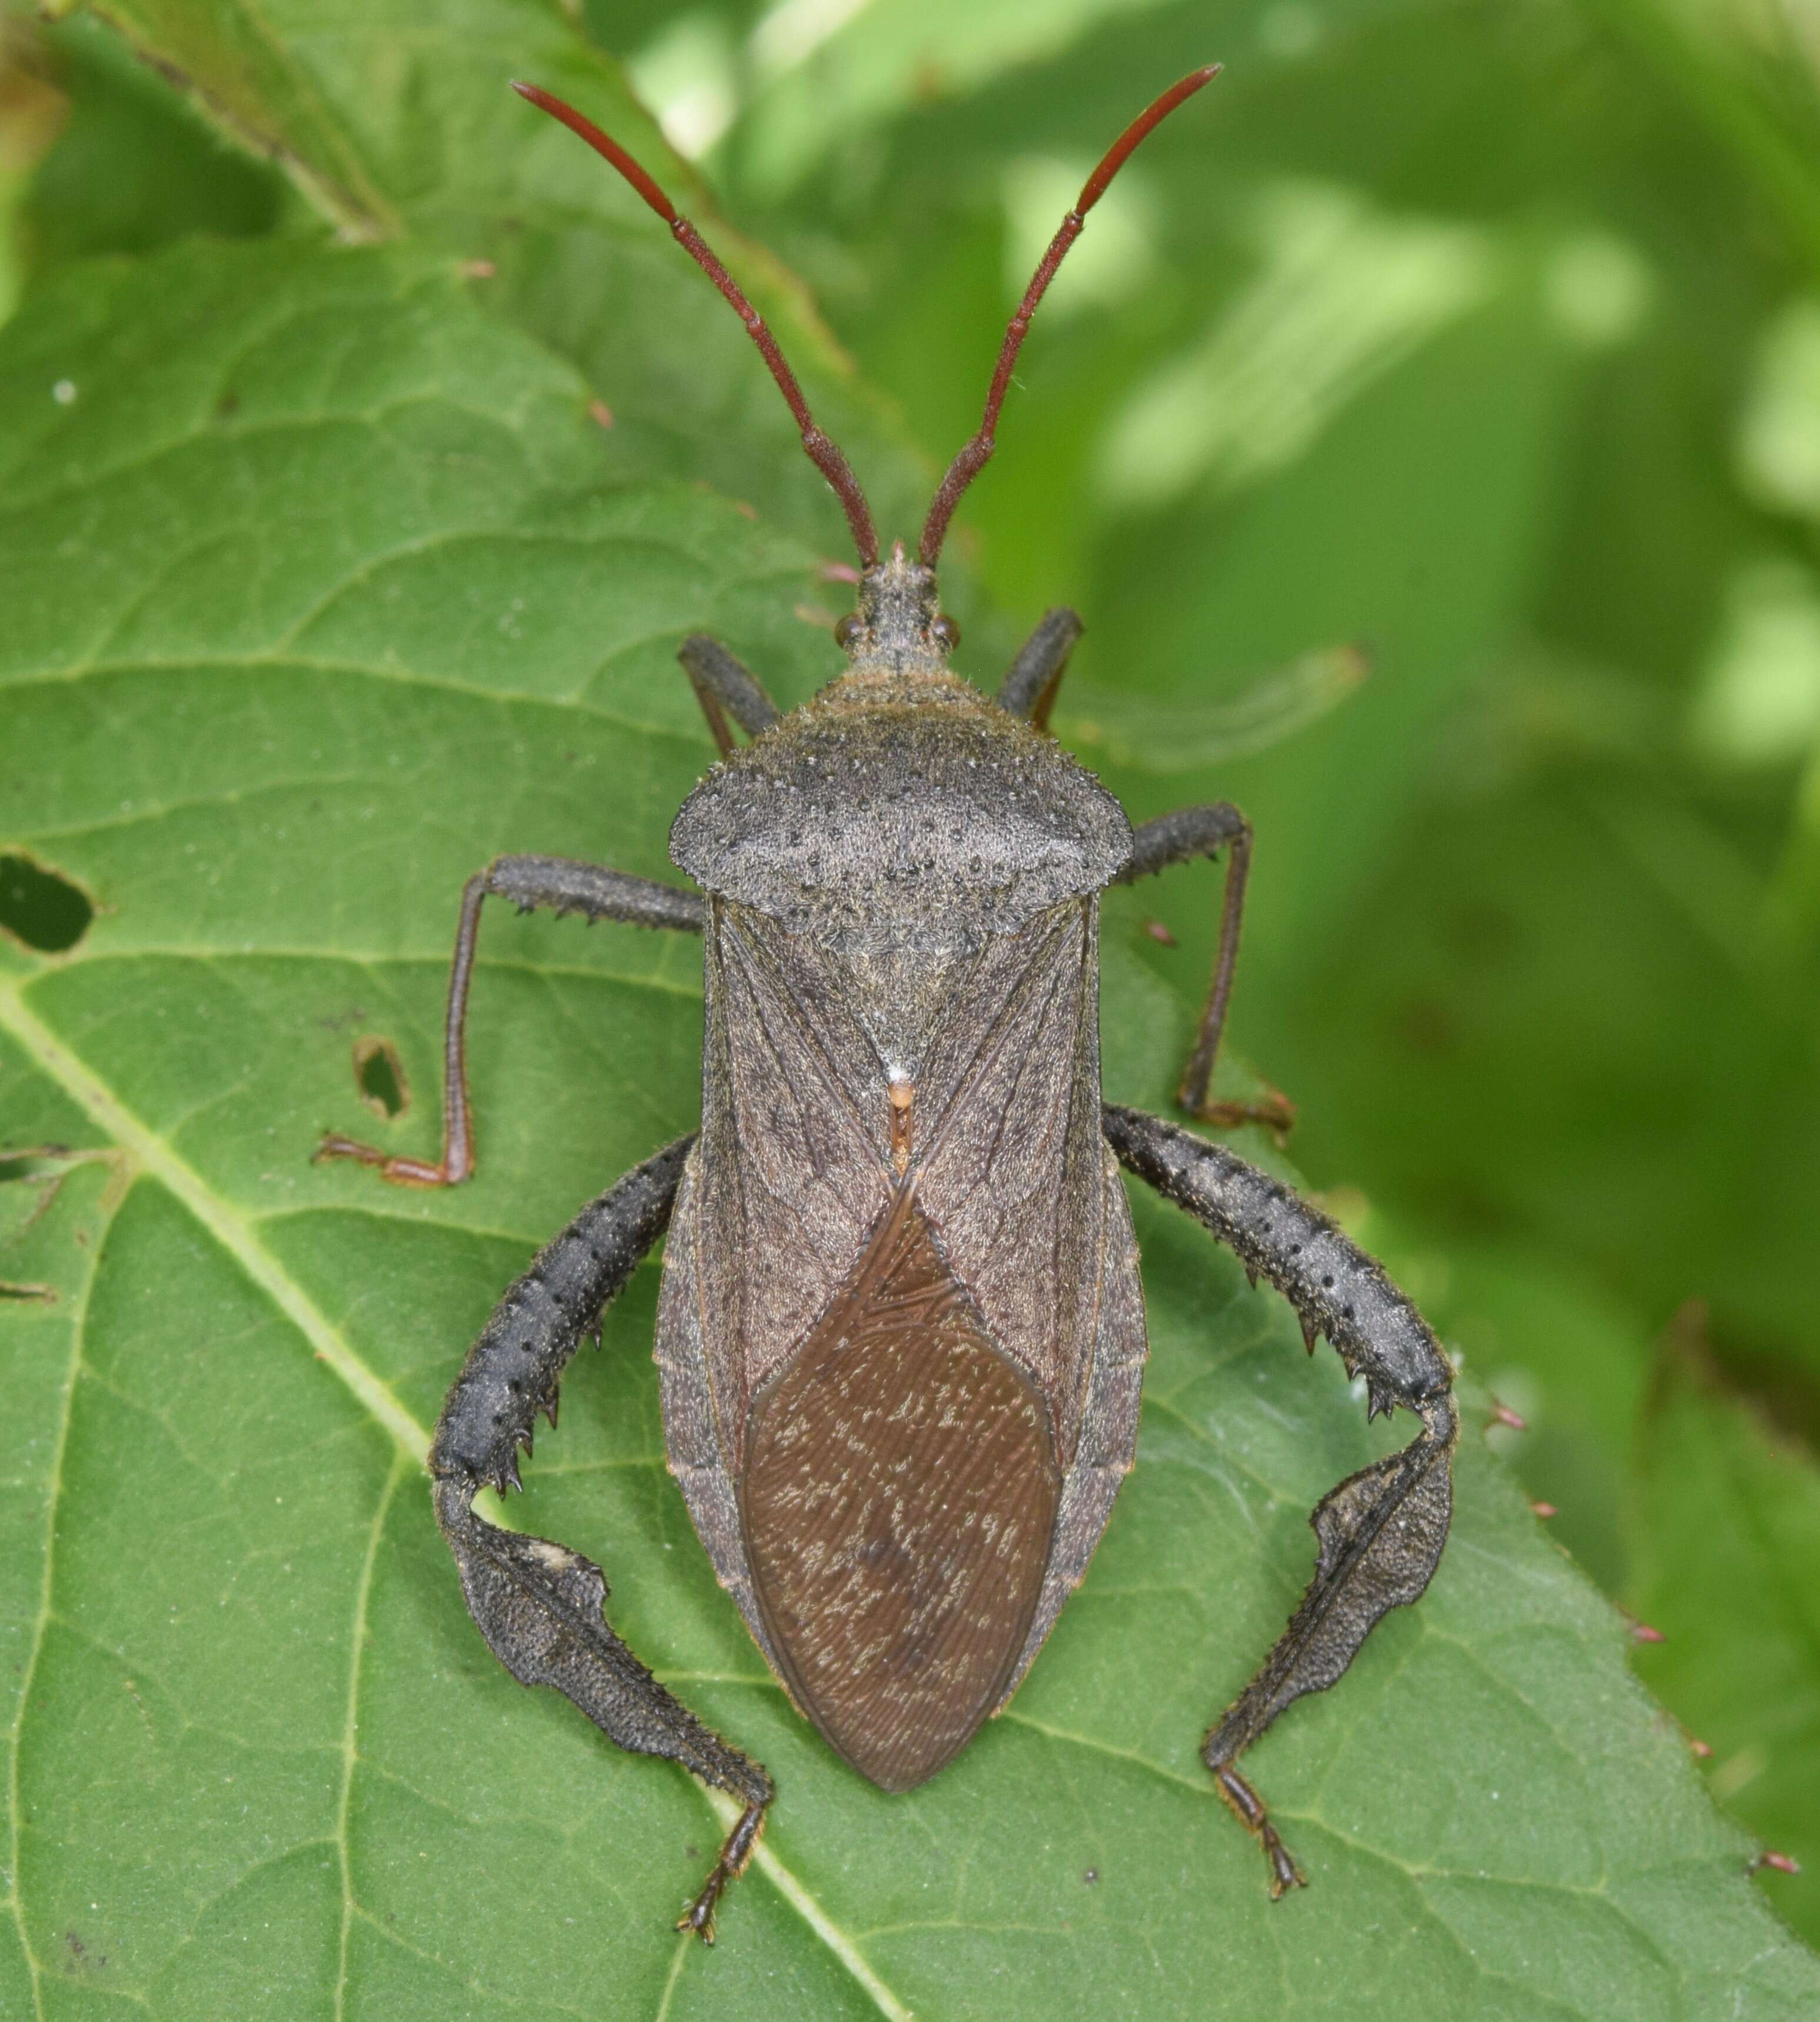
left=69, top=0, right=927, bottom=551
left=1631, top=1333, right=1820, bottom=1950
left=23, top=13, right=285, bottom=274
left=3, top=232, right=1816, bottom=2020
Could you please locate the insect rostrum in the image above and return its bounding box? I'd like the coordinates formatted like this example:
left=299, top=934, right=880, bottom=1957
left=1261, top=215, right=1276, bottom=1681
left=316, top=65, right=1458, bottom=1943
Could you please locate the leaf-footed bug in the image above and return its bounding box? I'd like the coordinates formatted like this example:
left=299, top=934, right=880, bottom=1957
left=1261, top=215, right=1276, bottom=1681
left=317, top=65, right=1458, bottom=1942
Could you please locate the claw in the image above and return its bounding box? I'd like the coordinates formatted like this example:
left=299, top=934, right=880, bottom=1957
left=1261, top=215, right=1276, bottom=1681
left=676, top=1888, right=720, bottom=1946
left=1212, top=1762, right=1305, bottom=1899
left=675, top=1799, right=766, bottom=1945
left=1245, top=1266, right=1258, bottom=1291
left=1300, top=1315, right=1320, bottom=1357
left=1265, top=1833, right=1308, bottom=1899
left=541, top=1394, right=560, bottom=1431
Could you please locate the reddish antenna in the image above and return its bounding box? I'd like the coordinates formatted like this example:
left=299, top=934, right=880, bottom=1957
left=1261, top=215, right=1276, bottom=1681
left=919, top=65, right=1221, bottom=568
left=513, top=81, right=880, bottom=569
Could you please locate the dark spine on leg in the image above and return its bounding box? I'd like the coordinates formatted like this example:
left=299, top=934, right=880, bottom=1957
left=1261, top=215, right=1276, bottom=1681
left=1102, top=1101, right=1457, bottom=1894
left=1102, top=1104, right=1450, bottom=1417
left=485, top=855, right=704, bottom=932
left=432, top=1135, right=695, bottom=1490
left=430, top=1131, right=773, bottom=1855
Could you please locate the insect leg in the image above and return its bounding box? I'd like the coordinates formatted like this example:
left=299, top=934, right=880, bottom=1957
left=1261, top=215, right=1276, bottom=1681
left=995, top=607, right=1082, bottom=728
left=678, top=634, right=782, bottom=755
left=1102, top=1103, right=1457, bottom=1899
left=431, top=1135, right=773, bottom=1943
left=1112, top=803, right=1292, bottom=1133
left=315, top=855, right=703, bottom=1186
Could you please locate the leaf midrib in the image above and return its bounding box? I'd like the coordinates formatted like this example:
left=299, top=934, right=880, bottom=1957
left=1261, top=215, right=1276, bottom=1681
left=0, top=970, right=913, bottom=2022
left=0, top=981, right=431, bottom=1461
left=336, top=1455, right=406, bottom=2022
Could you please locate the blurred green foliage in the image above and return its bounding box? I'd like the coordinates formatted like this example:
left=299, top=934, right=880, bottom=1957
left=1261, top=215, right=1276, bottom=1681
left=3, top=0, right=1818, bottom=1983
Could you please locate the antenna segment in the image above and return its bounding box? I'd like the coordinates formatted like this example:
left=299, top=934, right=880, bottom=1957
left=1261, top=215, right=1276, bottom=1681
left=918, top=65, right=1221, bottom=568
left=513, top=81, right=880, bottom=568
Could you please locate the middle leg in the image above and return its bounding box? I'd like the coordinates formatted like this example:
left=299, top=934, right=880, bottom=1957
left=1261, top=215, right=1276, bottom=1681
left=678, top=635, right=781, bottom=756
left=993, top=616, right=1281, bottom=1128
left=1112, top=802, right=1292, bottom=1133
left=316, top=854, right=702, bottom=1187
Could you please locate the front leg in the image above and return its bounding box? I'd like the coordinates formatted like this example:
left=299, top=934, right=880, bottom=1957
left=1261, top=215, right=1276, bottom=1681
left=1102, top=1103, right=1457, bottom=1898
left=996, top=607, right=1083, bottom=728
left=678, top=635, right=781, bottom=755
left=315, top=854, right=702, bottom=1186
left=1113, top=803, right=1292, bottom=1134
left=431, top=1135, right=772, bottom=1942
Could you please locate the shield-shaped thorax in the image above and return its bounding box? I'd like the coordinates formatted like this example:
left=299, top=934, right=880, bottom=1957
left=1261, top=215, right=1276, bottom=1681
left=656, top=671, right=1144, bottom=1790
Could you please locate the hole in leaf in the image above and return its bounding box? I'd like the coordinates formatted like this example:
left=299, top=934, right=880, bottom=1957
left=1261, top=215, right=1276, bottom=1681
left=0, top=1151, right=77, bottom=1249
left=353, top=1037, right=410, bottom=1120
left=0, top=854, right=93, bottom=952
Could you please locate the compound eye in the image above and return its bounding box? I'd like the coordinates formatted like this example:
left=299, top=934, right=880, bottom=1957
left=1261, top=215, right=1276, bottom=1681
left=931, top=614, right=961, bottom=652
left=834, top=611, right=864, bottom=651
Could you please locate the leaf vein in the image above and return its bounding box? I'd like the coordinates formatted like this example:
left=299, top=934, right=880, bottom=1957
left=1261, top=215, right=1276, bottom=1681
left=337, top=1455, right=407, bottom=2022
left=0, top=982, right=431, bottom=1464
left=700, top=1788, right=914, bottom=2022
left=3, top=1164, right=129, bottom=2022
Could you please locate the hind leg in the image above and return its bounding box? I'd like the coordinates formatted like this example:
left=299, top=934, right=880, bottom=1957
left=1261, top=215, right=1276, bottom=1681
left=1103, top=1102, right=1457, bottom=1897
left=430, top=1134, right=772, bottom=1941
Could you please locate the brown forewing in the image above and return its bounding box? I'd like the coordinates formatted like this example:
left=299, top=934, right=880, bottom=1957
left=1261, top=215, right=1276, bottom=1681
left=739, top=1186, right=1060, bottom=1788
left=657, top=894, right=1146, bottom=1784
left=696, top=899, right=1113, bottom=1457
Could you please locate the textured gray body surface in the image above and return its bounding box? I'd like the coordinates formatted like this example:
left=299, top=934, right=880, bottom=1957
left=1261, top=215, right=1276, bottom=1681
left=670, top=668, right=1132, bottom=960
left=654, top=669, right=1147, bottom=1756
